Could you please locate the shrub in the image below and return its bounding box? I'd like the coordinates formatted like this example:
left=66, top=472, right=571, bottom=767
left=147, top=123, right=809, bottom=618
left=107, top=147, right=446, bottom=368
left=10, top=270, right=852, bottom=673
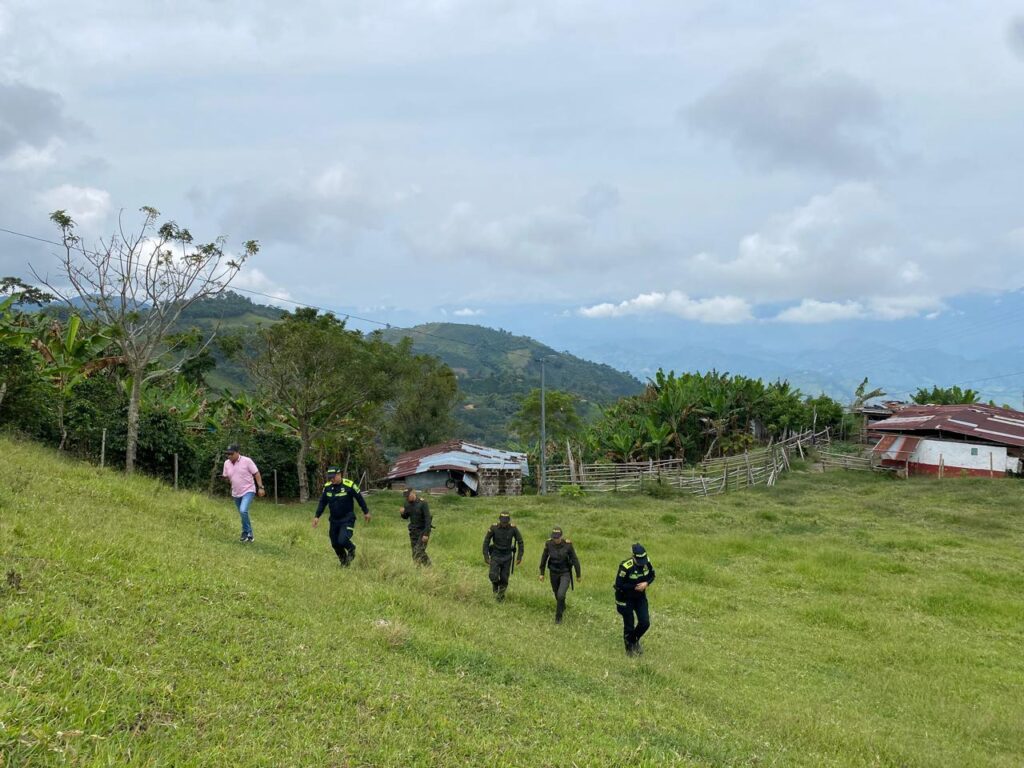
left=558, top=484, right=585, bottom=499
left=642, top=478, right=678, bottom=499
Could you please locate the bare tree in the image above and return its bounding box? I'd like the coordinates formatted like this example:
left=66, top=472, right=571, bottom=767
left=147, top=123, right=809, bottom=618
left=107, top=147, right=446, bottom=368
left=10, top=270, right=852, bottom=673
left=38, top=207, right=258, bottom=473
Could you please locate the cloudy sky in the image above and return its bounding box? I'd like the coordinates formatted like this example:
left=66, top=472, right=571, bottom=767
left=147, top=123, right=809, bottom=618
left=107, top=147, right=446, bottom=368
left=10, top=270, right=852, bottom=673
left=2, top=1, right=1024, bottom=391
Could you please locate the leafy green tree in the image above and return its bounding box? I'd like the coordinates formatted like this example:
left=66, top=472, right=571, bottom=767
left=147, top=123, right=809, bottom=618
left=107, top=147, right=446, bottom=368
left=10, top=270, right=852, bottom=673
left=1, top=277, right=55, bottom=307
left=387, top=354, right=459, bottom=450
left=911, top=385, right=981, bottom=405
left=247, top=308, right=406, bottom=502
left=511, top=389, right=583, bottom=448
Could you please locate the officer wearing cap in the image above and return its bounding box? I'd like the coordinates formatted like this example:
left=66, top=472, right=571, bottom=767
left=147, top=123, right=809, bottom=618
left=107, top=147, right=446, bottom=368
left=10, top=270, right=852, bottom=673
left=312, top=466, right=370, bottom=567
left=482, top=512, right=524, bottom=601
left=614, top=543, right=656, bottom=655
left=399, top=488, right=432, bottom=566
left=539, top=527, right=581, bottom=624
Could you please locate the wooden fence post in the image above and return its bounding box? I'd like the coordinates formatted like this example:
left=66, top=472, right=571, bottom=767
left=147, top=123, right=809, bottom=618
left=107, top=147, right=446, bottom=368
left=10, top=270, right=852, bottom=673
left=989, top=453, right=994, bottom=479
left=100, top=428, right=107, bottom=469
left=174, top=453, right=179, bottom=491
left=274, top=469, right=279, bottom=505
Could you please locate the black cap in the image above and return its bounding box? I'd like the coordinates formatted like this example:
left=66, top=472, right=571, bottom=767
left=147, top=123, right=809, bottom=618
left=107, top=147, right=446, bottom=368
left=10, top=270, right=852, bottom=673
left=226, top=443, right=240, bottom=454
left=551, top=527, right=563, bottom=539
left=326, top=466, right=341, bottom=476
left=499, top=512, right=511, bottom=521
left=632, top=543, right=647, bottom=559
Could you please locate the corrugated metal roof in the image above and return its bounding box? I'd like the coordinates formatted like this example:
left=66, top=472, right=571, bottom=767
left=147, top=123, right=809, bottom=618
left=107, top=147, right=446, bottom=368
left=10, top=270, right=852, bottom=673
left=386, top=440, right=530, bottom=480
left=872, top=434, right=921, bottom=462
left=872, top=404, right=1024, bottom=448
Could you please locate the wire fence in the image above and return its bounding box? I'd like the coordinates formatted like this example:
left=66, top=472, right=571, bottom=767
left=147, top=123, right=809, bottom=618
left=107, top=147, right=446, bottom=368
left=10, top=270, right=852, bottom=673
left=545, top=428, right=833, bottom=495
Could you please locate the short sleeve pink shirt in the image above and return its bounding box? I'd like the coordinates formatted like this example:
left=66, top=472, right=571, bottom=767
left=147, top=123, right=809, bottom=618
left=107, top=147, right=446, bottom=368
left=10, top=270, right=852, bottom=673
left=223, top=455, right=259, bottom=497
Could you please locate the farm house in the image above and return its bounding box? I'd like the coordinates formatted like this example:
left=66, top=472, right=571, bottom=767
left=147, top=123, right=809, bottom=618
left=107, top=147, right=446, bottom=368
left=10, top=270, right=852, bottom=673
left=384, top=440, right=530, bottom=496
left=870, top=404, right=1024, bottom=477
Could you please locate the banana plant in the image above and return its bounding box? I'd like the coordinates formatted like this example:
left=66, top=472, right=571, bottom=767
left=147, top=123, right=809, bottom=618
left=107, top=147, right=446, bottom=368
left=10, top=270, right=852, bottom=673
left=31, top=315, right=124, bottom=450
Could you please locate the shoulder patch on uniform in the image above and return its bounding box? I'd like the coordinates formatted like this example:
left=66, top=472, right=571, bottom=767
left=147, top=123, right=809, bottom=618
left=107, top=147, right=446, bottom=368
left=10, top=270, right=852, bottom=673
left=564, top=538, right=572, bottom=544
left=622, top=558, right=634, bottom=568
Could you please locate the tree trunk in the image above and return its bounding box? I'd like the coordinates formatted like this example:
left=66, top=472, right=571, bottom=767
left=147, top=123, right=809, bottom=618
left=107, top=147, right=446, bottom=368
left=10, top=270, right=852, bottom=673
left=0, top=381, right=6, bottom=411
left=296, top=428, right=310, bottom=503
left=125, top=373, right=142, bottom=474
left=57, top=398, right=67, bottom=451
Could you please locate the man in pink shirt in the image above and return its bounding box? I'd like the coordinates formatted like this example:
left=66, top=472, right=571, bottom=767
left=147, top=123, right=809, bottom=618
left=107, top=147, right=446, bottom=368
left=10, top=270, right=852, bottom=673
left=222, top=443, right=265, bottom=542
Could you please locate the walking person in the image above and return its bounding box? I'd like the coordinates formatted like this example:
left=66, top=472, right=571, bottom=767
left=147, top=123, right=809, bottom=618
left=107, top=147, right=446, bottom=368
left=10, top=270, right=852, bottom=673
left=614, top=543, right=656, bottom=656
left=399, top=488, right=432, bottom=566
left=539, top=527, right=581, bottom=624
left=483, top=512, right=523, bottom=601
left=222, top=443, right=264, bottom=543
left=312, top=466, right=371, bottom=567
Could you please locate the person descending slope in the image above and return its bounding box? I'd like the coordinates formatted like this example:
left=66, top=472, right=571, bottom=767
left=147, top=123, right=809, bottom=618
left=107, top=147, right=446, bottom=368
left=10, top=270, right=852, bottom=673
left=312, top=467, right=370, bottom=567
left=483, top=512, right=524, bottom=601
left=614, top=543, right=656, bottom=656
left=399, top=489, right=432, bottom=566
left=539, top=527, right=581, bottom=624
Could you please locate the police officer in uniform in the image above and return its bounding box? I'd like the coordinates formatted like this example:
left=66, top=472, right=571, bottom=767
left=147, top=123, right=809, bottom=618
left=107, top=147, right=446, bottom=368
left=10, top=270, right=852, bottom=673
left=312, top=467, right=370, bottom=567
left=538, top=527, right=581, bottom=624
left=399, top=488, right=432, bottom=566
left=482, top=512, right=524, bottom=601
left=614, top=543, right=656, bottom=655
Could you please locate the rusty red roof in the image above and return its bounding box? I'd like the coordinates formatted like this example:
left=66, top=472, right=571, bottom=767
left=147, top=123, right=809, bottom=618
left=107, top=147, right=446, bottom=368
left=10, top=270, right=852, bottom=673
left=871, top=404, right=1024, bottom=448
left=386, top=440, right=530, bottom=481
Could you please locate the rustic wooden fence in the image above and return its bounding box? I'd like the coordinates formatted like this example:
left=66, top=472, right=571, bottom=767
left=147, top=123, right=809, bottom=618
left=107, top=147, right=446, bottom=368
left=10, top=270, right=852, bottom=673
left=545, top=428, right=832, bottom=496
left=817, top=449, right=897, bottom=473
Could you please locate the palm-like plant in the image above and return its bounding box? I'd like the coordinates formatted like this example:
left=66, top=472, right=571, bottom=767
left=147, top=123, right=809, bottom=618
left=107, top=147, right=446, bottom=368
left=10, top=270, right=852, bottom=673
left=30, top=315, right=123, bottom=449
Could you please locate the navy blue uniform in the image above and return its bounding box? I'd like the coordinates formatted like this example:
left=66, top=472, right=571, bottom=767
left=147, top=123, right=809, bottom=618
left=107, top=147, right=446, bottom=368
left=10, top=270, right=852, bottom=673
left=315, top=478, right=369, bottom=565
left=614, top=555, right=656, bottom=653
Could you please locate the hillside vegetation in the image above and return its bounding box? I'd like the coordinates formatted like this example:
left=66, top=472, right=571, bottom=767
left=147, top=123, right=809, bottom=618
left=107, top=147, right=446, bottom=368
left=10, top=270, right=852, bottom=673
left=2, top=437, right=1023, bottom=766
left=170, top=297, right=642, bottom=445
left=382, top=322, right=643, bottom=444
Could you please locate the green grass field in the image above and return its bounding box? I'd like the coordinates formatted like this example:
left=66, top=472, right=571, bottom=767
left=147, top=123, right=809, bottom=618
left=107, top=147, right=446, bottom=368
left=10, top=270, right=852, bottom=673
left=2, top=436, right=1023, bottom=767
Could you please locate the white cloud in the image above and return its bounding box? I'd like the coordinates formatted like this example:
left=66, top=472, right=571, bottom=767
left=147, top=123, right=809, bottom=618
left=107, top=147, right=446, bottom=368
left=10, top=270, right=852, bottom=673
left=775, top=300, right=865, bottom=323
left=453, top=307, right=483, bottom=317
left=0, top=138, right=62, bottom=171
left=36, top=184, right=110, bottom=226
left=579, top=291, right=753, bottom=324
left=232, top=267, right=293, bottom=307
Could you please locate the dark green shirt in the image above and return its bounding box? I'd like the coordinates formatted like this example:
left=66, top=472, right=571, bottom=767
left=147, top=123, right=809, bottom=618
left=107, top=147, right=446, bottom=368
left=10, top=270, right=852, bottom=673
left=483, top=523, right=524, bottom=559
left=401, top=499, right=432, bottom=534
left=540, top=539, right=581, bottom=577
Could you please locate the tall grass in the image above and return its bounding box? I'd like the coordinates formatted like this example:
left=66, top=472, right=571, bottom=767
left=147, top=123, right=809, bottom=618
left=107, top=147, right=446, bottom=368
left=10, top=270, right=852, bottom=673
left=2, top=435, right=1022, bottom=766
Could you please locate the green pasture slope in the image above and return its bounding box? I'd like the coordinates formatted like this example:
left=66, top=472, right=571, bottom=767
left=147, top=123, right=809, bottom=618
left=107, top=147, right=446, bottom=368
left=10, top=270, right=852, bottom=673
left=2, top=437, right=1023, bottom=767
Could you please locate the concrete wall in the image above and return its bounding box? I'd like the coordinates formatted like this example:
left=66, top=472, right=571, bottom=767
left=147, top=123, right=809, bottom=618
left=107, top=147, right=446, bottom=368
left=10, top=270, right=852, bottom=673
left=894, top=439, right=1010, bottom=477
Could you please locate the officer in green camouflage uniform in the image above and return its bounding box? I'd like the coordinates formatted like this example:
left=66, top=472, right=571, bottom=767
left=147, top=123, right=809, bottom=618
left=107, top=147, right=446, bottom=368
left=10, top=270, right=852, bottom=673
left=482, top=512, right=524, bottom=601
left=538, top=527, right=581, bottom=624
left=399, top=488, right=432, bottom=566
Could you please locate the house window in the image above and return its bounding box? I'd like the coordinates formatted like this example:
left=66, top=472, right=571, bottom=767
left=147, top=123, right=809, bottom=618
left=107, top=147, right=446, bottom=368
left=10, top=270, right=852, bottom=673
left=970, top=448, right=978, bottom=456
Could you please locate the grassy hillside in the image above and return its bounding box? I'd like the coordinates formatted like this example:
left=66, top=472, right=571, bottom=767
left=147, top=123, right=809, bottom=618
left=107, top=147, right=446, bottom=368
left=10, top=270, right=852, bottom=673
left=382, top=323, right=643, bottom=444
left=2, top=437, right=1023, bottom=766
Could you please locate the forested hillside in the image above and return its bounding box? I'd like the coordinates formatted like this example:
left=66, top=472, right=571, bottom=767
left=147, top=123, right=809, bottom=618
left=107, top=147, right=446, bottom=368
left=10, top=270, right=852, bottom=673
left=381, top=322, right=643, bottom=444
left=173, top=297, right=644, bottom=445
